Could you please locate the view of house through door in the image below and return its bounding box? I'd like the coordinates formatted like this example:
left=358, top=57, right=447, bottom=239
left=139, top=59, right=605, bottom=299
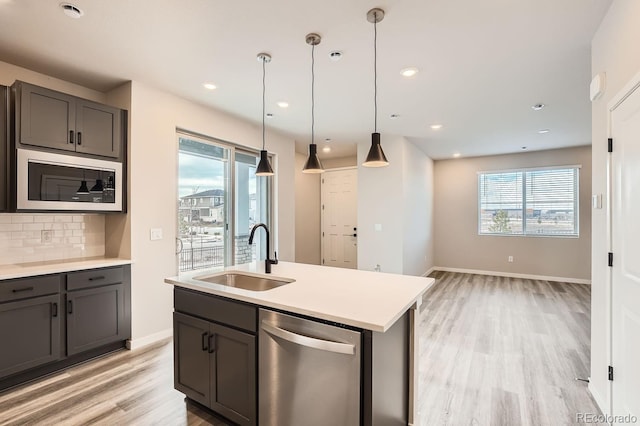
left=610, top=80, right=640, bottom=417
left=177, top=134, right=271, bottom=272
left=321, top=168, right=357, bottom=269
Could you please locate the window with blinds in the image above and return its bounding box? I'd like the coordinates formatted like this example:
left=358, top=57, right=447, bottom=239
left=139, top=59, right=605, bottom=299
left=478, top=166, right=579, bottom=236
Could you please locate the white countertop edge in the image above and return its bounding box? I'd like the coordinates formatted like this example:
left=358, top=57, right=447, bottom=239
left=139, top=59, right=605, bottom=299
left=166, top=272, right=435, bottom=333
left=0, top=258, right=133, bottom=281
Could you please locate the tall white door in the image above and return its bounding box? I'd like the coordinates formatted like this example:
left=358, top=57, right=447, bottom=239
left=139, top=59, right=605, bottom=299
left=321, top=169, right=357, bottom=269
left=611, top=82, right=640, bottom=417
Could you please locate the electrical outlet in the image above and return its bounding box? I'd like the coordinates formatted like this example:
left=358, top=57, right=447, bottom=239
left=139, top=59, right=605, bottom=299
left=508, top=255, right=514, bottom=263
left=41, top=230, right=53, bottom=243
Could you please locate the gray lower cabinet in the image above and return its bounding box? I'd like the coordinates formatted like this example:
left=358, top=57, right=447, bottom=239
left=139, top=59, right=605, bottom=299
left=0, top=294, right=61, bottom=378
left=13, top=81, right=123, bottom=159
left=174, top=290, right=257, bottom=426
left=66, top=283, right=126, bottom=356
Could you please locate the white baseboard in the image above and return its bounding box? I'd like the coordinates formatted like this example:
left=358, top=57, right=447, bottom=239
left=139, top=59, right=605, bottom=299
left=422, top=266, right=436, bottom=277
left=432, top=266, right=591, bottom=285
left=126, top=328, right=173, bottom=351
left=588, top=383, right=608, bottom=416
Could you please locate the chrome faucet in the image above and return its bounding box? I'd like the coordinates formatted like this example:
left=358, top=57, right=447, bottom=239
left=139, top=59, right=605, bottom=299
left=248, top=223, right=278, bottom=273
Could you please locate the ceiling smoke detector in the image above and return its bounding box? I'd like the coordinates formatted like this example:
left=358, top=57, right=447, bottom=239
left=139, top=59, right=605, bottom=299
left=60, top=3, right=83, bottom=18
left=329, top=51, right=343, bottom=61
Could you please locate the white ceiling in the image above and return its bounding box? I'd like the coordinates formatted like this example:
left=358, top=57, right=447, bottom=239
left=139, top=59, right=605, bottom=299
left=0, top=0, right=611, bottom=160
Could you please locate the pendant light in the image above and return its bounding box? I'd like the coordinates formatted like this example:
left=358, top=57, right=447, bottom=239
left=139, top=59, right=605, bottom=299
left=363, top=8, right=389, bottom=168
left=256, top=52, right=275, bottom=176
left=302, top=33, right=325, bottom=174
left=76, top=180, right=89, bottom=194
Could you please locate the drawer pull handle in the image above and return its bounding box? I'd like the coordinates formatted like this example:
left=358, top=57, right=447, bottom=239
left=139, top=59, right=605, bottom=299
left=68, top=300, right=73, bottom=314
left=88, top=276, right=105, bottom=281
left=12, top=287, right=34, bottom=293
left=208, top=333, right=216, bottom=354
left=201, top=332, right=208, bottom=352
left=52, top=302, right=58, bottom=318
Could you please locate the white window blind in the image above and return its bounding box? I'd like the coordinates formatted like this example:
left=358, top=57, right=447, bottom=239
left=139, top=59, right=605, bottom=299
left=478, top=166, right=579, bottom=237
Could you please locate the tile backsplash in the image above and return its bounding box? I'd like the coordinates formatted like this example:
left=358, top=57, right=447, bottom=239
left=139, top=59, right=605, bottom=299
left=0, top=214, right=105, bottom=265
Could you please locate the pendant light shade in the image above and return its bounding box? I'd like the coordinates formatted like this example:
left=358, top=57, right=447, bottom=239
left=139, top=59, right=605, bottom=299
left=362, top=8, right=389, bottom=168
left=76, top=180, right=89, bottom=194
left=302, top=144, right=324, bottom=173
left=302, top=33, right=325, bottom=174
left=256, top=150, right=274, bottom=176
left=364, top=132, right=388, bottom=167
left=90, top=179, right=104, bottom=193
left=256, top=52, right=275, bottom=177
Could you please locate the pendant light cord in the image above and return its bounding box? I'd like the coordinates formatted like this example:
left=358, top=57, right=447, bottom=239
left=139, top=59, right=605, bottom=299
left=374, top=14, right=378, bottom=133
left=262, top=58, right=266, bottom=151
left=311, top=43, right=316, bottom=146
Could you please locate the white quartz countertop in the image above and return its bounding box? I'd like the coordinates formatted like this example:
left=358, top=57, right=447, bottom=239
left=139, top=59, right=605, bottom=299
left=165, top=261, right=435, bottom=332
left=0, top=257, right=132, bottom=280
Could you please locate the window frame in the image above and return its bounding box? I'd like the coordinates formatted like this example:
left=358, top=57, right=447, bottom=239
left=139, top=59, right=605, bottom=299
left=477, top=165, right=580, bottom=238
left=176, top=130, right=275, bottom=270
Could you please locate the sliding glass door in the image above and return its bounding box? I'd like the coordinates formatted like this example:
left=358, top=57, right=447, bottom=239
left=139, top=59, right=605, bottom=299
left=177, top=134, right=271, bottom=273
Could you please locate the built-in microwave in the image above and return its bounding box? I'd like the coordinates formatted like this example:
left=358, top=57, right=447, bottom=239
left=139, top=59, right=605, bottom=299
left=16, top=148, right=123, bottom=212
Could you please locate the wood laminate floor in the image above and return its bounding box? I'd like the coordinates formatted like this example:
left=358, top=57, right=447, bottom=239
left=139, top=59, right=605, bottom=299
left=0, top=272, right=602, bottom=426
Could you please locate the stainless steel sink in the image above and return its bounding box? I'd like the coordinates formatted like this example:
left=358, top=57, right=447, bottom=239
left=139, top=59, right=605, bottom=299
left=193, top=272, right=294, bottom=291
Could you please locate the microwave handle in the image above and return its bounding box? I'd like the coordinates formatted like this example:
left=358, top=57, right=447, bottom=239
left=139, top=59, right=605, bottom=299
left=69, top=130, right=74, bottom=144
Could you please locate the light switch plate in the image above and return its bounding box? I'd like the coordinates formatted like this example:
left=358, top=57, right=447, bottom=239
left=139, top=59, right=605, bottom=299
left=374, top=224, right=382, bottom=232
left=150, top=228, right=163, bottom=241
left=592, top=194, right=602, bottom=209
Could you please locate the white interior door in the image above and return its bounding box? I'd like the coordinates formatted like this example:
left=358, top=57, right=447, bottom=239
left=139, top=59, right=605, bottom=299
left=321, top=169, right=357, bottom=269
left=611, top=82, right=640, bottom=417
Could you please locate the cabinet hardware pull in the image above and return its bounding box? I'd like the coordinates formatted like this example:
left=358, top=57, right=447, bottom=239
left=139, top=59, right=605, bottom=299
left=88, top=276, right=105, bottom=281
left=201, top=332, right=209, bottom=351
left=208, top=333, right=216, bottom=354
left=70, top=130, right=75, bottom=144
left=68, top=300, right=73, bottom=314
left=52, top=302, right=58, bottom=318
left=77, top=132, right=82, bottom=145
left=12, top=286, right=34, bottom=293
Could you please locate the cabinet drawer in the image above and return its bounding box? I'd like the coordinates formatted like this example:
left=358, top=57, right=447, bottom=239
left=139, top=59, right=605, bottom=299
left=67, top=266, right=123, bottom=291
left=0, top=275, right=61, bottom=303
left=174, top=288, right=257, bottom=334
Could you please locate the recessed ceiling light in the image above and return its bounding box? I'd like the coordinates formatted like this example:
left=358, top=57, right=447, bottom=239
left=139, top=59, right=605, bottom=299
left=266, top=113, right=274, bottom=118
left=453, top=153, right=461, bottom=158
left=322, top=146, right=331, bottom=153
left=531, top=103, right=545, bottom=111
left=203, top=83, right=217, bottom=90
left=430, top=124, right=443, bottom=130
left=538, top=129, right=550, bottom=134
left=277, top=101, right=289, bottom=108
left=400, top=67, right=419, bottom=78
left=390, top=114, right=399, bottom=119
left=329, top=51, right=343, bottom=61
left=60, top=3, right=83, bottom=18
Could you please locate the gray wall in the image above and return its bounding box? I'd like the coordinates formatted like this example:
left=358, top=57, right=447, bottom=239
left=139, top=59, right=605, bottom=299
left=434, top=146, right=592, bottom=281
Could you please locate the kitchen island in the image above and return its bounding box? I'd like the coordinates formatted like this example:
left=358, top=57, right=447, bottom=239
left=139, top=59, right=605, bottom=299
left=165, top=261, right=434, bottom=426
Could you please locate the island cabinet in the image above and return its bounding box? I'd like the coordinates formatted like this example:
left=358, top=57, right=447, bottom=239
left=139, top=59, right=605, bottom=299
left=0, top=264, right=131, bottom=391
left=12, top=81, right=124, bottom=160
left=174, top=288, right=257, bottom=426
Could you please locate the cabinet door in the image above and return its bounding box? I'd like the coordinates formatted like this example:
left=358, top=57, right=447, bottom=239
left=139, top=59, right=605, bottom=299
left=210, top=323, right=256, bottom=426
left=19, top=83, right=76, bottom=152
left=0, top=294, right=61, bottom=378
left=173, top=312, right=211, bottom=407
left=66, top=284, right=125, bottom=356
left=75, top=99, right=121, bottom=158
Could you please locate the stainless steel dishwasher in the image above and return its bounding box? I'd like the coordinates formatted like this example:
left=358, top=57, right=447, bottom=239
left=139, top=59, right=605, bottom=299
left=259, top=309, right=361, bottom=426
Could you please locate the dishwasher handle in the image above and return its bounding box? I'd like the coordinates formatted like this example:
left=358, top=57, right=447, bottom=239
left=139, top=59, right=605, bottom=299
left=261, top=321, right=355, bottom=355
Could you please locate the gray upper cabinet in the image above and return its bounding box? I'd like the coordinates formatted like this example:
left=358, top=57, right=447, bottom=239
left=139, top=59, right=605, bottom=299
left=14, top=81, right=122, bottom=159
